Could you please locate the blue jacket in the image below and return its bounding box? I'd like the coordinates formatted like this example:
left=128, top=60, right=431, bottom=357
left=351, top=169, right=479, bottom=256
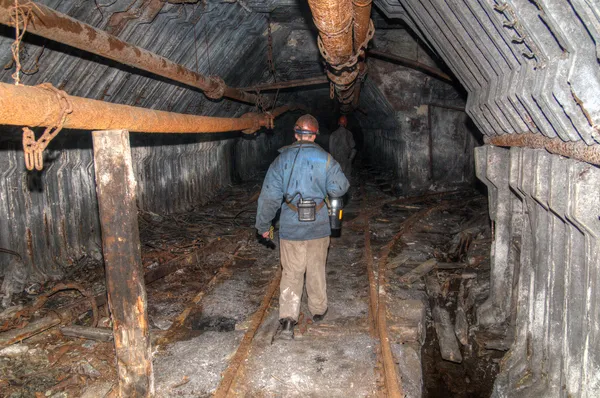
left=255, top=141, right=350, bottom=241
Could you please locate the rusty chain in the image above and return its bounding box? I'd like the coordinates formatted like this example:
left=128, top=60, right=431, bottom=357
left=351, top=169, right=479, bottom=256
left=22, top=83, right=73, bottom=171
left=318, top=19, right=375, bottom=72
left=8, top=0, right=41, bottom=85
left=320, top=18, right=374, bottom=103
left=253, top=88, right=270, bottom=113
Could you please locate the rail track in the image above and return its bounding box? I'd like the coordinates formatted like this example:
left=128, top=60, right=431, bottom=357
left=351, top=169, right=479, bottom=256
left=205, top=185, right=459, bottom=397
left=160, top=179, right=465, bottom=397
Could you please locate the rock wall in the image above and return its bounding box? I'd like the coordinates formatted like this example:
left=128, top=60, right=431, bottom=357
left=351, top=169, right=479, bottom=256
left=0, top=129, right=283, bottom=283
left=476, top=145, right=600, bottom=397
left=358, top=29, right=480, bottom=194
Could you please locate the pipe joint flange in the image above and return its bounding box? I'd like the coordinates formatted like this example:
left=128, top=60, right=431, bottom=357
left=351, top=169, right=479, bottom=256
left=327, top=67, right=360, bottom=87
left=240, top=112, right=269, bottom=134
left=336, top=87, right=356, bottom=103
left=205, top=76, right=226, bottom=100
left=357, top=62, right=368, bottom=81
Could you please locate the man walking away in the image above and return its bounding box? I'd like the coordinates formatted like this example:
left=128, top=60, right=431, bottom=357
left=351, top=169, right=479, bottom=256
left=329, top=115, right=357, bottom=178
left=255, top=114, right=350, bottom=340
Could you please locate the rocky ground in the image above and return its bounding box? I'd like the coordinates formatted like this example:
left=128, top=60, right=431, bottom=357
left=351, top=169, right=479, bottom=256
left=0, top=167, right=504, bottom=397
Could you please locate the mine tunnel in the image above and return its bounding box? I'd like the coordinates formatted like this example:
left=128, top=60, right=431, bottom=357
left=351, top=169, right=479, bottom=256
left=0, top=0, right=599, bottom=397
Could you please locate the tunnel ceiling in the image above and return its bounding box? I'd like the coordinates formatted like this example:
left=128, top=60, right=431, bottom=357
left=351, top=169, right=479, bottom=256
left=1, top=0, right=598, bottom=149
left=0, top=0, right=330, bottom=121
left=375, top=0, right=600, bottom=146
left=0, top=0, right=460, bottom=134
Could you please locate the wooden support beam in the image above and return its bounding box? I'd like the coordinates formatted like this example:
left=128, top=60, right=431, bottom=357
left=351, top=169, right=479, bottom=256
left=93, top=130, right=154, bottom=397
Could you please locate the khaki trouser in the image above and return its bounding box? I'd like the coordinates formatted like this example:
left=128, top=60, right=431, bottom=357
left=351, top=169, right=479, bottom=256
left=279, top=236, right=330, bottom=321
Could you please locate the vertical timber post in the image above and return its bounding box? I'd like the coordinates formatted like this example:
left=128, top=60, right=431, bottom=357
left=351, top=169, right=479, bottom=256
left=92, top=130, right=154, bottom=397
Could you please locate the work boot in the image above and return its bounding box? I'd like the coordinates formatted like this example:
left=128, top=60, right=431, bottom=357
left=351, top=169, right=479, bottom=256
left=275, top=318, right=295, bottom=341
left=312, top=308, right=328, bottom=323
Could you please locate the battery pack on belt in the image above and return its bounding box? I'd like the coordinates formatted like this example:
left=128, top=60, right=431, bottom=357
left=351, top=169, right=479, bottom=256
left=285, top=199, right=326, bottom=222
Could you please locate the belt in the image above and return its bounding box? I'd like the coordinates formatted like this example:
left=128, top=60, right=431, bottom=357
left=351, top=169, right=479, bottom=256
left=285, top=200, right=326, bottom=213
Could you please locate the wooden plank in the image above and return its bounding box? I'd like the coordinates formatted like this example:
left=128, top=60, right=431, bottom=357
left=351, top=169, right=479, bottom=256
left=0, top=315, right=61, bottom=349
left=60, top=326, right=114, bottom=342
left=425, top=276, right=463, bottom=363
left=399, top=258, right=437, bottom=284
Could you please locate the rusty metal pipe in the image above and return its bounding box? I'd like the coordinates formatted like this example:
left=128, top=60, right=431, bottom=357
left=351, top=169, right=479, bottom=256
left=368, top=49, right=454, bottom=83
left=0, top=0, right=256, bottom=104
left=307, top=0, right=354, bottom=65
left=240, top=76, right=329, bottom=92
left=353, top=0, right=372, bottom=52
left=0, top=82, right=275, bottom=134
left=351, top=0, right=372, bottom=111
left=485, top=133, right=600, bottom=166
left=269, top=104, right=303, bottom=118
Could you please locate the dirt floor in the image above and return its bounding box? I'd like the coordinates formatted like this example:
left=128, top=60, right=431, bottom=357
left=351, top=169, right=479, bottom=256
left=0, top=166, right=506, bottom=397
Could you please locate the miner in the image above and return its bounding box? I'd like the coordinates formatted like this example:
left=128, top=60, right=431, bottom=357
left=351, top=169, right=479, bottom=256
left=329, top=115, right=357, bottom=178
left=255, top=114, right=350, bottom=340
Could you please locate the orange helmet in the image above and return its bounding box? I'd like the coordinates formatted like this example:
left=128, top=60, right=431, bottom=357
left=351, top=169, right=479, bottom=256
left=338, top=115, right=347, bottom=127
left=294, top=114, right=319, bottom=135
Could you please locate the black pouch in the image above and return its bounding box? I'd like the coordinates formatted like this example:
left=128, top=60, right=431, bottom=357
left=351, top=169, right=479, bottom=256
left=297, top=198, right=316, bottom=222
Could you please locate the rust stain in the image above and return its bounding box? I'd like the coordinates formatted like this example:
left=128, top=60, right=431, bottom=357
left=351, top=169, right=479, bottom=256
left=571, top=86, right=596, bottom=128
left=486, top=133, right=600, bottom=166
left=0, top=82, right=277, bottom=133
left=61, top=218, right=68, bottom=249
left=26, top=228, right=34, bottom=267
left=0, top=0, right=256, bottom=105
left=84, top=25, right=97, bottom=42
left=107, top=36, right=126, bottom=52
left=306, top=0, right=373, bottom=110
left=34, top=9, right=83, bottom=35
left=43, top=212, right=50, bottom=248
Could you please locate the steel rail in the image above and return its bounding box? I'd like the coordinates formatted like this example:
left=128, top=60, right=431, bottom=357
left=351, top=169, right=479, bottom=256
left=360, top=183, right=379, bottom=337
left=212, top=268, right=282, bottom=397
left=0, top=0, right=257, bottom=104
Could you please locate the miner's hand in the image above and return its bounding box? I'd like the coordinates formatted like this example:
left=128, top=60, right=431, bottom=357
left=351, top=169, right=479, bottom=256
left=257, top=233, right=276, bottom=250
